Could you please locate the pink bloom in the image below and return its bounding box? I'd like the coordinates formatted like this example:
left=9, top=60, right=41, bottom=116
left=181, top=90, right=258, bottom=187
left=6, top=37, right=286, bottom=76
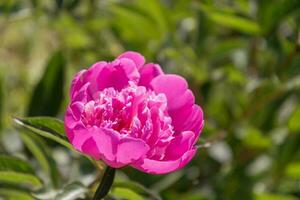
left=65, top=51, right=204, bottom=174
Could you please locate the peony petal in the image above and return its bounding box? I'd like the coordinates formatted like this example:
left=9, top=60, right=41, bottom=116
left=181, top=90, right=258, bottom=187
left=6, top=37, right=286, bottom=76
left=132, top=149, right=196, bottom=174
left=186, top=105, right=204, bottom=139
left=91, top=128, right=149, bottom=168
left=118, top=51, right=145, bottom=69
left=81, top=137, right=101, bottom=159
left=116, top=137, right=149, bottom=165
left=139, top=63, right=163, bottom=88
left=70, top=70, right=86, bottom=99
left=97, top=58, right=140, bottom=91
left=150, top=74, right=194, bottom=111
left=164, top=131, right=195, bottom=160
left=71, top=128, right=94, bottom=152
left=170, top=105, right=204, bottom=137
left=64, top=102, right=85, bottom=141
left=150, top=74, right=203, bottom=134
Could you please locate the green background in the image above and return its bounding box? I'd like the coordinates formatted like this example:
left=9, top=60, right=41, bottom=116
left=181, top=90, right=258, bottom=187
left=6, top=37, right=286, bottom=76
left=0, top=0, right=300, bottom=199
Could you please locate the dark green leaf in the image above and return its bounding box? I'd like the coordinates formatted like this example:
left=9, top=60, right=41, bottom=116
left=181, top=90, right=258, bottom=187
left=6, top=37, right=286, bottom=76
left=258, top=0, right=300, bottom=35
left=27, top=51, right=65, bottom=117
left=0, top=155, right=35, bottom=174
left=15, top=116, right=65, bottom=137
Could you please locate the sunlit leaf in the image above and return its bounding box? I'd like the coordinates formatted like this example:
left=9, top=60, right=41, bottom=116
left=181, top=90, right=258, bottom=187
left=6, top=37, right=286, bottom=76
left=0, top=187, right=35, bottom=200
left=112, top=187, right=144, bottom=200
left=0, top=172, right=42, bottom=188
left=255, top=193, right=297, bottom=200
left=285, top=162, right=300, bottom=179
left=288, top=105, right=300, bottom=132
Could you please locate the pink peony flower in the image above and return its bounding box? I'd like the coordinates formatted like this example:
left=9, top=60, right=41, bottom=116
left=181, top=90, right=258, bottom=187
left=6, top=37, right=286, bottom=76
left=65, top=51, right=204, bottom=174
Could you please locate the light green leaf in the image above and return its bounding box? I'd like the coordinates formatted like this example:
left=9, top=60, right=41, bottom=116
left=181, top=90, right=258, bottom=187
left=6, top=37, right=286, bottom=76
left=0, top=188, right=35, bottom=200
left=255, top=193, right=297, bottom=200
left=0, top=172, right=42, bottom=188
left=285, top=162, right=300, bottom=179
left=288, top=106, right=300, bottom=132
left=114, top=181, right=162, bottom=200
left=0, top=74, right=3, bottom=130
left=112, top=187, right=144, bottom=200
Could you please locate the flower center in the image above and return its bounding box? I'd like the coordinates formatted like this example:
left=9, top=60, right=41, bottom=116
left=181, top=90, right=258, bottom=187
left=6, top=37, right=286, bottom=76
left=80, top=83, right=174, bottom=144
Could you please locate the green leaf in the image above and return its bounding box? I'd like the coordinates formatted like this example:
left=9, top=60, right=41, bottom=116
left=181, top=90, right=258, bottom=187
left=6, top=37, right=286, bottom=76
left=13, top=117, right=72, bottom=150
left=15, top=116, right=65, bottom=137
left=112, top=187, right=144, bottom=200
left=199, top=4, right=261, bottom=35
left=0, top=172, right=42, bottom=188
left=243, top=127, right=271, bottom=149
left=0, top=188, right=35, bottom=200
left=27, top=51, right=65, bottom=117
left=0, top=155, right=42, bottom=188
left=55, top=182, right=87, bottom=200
left=21, top=133, right=60, bottom=188
left=0, top=155, right=35, bottom=174
left=285, top=162, right=300, bottom=179
left=114, top=181, right=162, bottom=200
left=258, top=0, right=300, bottom=35
left=288, top=105, right=300, bottom=132
left=255, top=193, right=297, bottom=200
left=0, top=74, right=3, bottom=130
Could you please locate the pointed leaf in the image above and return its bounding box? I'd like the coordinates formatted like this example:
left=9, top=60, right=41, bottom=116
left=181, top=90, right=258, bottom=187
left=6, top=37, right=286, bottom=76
left=13, top=117, right=72, bottom=150
left=27, top=51, right=65, bottom=117
left=21, top=133, right=60, bottom=188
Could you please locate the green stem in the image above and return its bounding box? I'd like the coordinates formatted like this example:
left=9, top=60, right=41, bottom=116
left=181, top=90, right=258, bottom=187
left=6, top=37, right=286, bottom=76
left=92, top=166, right=116, bottom=200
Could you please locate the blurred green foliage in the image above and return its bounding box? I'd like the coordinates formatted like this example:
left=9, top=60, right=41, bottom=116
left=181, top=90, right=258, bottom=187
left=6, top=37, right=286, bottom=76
left=0, top=0, right=300, bottom=199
